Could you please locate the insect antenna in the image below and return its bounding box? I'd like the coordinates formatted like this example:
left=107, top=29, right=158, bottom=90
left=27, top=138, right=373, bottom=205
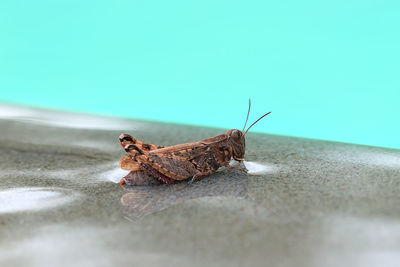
left=244, top=111, right=271, bottom=136
left=241, top=99, right=251, bottom=133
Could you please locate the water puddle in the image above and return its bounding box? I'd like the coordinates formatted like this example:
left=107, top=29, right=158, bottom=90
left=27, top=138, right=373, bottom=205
left=98, top=162, right=129, bottom=183
left=325, top=150, right=400, bottom=169
left=0, top=104, right=139, bottom=130
left=244, top=161, right=278, bottom=174
left=313, top=215, right=400, bottom=267
left=0, top=187, right=78, bottom=214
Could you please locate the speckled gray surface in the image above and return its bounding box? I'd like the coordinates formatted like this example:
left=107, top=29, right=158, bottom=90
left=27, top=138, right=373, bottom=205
left=1, top=104, right=400, bottom=267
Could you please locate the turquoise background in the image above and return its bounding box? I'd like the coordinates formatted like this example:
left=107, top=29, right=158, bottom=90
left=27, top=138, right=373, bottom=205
left=1, top=0, right=399, bottom=149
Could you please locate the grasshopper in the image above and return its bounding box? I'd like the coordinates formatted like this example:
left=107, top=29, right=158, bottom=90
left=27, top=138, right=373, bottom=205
left=118, top=100, right=270, bottom=186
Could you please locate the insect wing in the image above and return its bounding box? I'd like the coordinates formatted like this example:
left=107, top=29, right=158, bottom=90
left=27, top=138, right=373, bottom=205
left=138, top=153, right=199, bottom=180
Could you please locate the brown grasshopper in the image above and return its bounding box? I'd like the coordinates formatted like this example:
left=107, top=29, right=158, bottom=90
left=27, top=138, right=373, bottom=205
left=118, top=100, right=270, bottom=186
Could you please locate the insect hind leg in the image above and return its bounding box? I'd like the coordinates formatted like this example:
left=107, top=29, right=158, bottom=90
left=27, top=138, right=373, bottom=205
left=119, top=134, right=137, bottom=148
left=140, top=163, right=174, bottom=184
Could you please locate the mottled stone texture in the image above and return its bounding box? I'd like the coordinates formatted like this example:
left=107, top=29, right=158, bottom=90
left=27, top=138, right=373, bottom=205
left=1, top=104, right=400, bottom=267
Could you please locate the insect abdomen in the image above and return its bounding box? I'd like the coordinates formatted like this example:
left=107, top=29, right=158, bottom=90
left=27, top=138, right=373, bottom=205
left=122, top=170, right=160, bottom=186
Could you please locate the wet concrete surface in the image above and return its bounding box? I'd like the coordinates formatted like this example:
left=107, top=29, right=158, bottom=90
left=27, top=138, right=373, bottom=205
left=0, top=103, right=400, bottom=267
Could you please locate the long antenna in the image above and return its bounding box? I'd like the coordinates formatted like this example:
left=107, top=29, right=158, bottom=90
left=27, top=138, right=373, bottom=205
left=244, top=111, right=271, bottom=136
left=241, top=99, right=251, bottom=133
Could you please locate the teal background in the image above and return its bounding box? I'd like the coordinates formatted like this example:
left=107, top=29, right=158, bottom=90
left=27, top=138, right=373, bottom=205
left=1, top=0, right=399, bottom=149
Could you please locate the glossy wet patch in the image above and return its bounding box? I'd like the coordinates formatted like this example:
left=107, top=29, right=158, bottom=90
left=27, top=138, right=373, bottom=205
left=98, top=162, right=130, bottom=183
left=0, top=187, right=78, bottom=214
left=0, top=104, right=139, bottom=130
left=244, top=161, right=277, bottom=175
left=323, top=149, right=400, bottom=169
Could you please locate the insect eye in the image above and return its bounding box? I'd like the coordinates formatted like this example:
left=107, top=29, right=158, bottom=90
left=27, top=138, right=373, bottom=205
left=232, top=130, right=241, bottom=140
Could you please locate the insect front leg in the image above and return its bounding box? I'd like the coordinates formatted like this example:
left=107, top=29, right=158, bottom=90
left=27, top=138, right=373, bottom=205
left=188, top=170, right=214, bottom=184
left=226, top=157, right=248, bottom=173
left=226, top=164, right=248, bottom=173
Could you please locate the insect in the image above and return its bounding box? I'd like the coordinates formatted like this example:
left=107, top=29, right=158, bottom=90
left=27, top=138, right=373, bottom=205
left=118, top=100, right=270, bottom=186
